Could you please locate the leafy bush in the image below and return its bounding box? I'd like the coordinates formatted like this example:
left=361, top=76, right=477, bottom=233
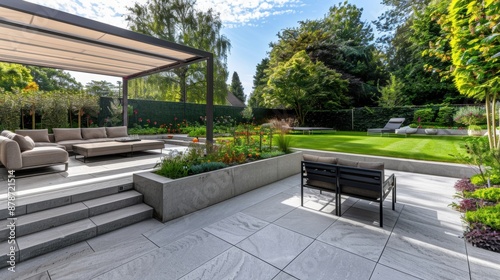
left=471, top=174, right=500, bottom=186
left=436, top=106, right=456, bottom=126
left=453, top=106, right=486, bottom=126
left=464, top=222, right=500, bottom=252
left=155, top=150, right=188, bottom=179
left=465, top=204, right=500, bottom=230
left=471, top=188, right=500, bottom=203
left=189, top=162, right=227, bottom=175
left=413, top=108, right=435, bottom=123
left=454, top=178, right=480, bottom=192
left=188, top=127, right=206, bottom=137
left=260, top=150, right=285, bottom=159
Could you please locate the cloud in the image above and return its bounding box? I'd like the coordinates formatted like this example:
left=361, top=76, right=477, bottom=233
left=24, top=0, right=303, bottom=28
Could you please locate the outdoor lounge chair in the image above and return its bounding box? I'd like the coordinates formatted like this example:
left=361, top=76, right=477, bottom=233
left=367, top=118, right=405, bottom=135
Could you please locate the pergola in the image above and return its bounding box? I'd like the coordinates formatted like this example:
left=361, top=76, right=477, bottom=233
left=0, top=0, right=214, bottom=142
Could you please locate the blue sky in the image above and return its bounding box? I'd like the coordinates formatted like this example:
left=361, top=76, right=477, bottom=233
left=25, top=0, right=386, bottom=98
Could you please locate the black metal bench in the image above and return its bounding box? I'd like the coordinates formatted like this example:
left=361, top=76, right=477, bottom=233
left=301, top=160, right=397, bottom=227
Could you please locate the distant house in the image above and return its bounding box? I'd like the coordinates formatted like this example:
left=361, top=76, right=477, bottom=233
left=225, top=92, right=246, bottom=107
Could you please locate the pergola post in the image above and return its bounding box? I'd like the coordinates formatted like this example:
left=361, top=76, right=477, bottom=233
left=206, top=54, right=214, bottom=144
left=122, top=77, right=128, bottom=127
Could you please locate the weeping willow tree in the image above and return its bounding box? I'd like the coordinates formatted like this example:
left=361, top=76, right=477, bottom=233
left=126, top=0, right=230, bottom=104
left=446, top=0, right=500, bottom=149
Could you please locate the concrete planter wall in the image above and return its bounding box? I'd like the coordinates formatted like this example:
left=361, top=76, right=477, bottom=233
left=133, top=151, right=302, bottom=222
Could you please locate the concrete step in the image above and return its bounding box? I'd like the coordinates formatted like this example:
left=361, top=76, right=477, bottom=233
left=0, top=203, right=153, bottom=267
left=82, top=190, right=144, bottom=217
left=0, top=191, right=144, bottom=242
left=0, top=177, right=134, bottom=220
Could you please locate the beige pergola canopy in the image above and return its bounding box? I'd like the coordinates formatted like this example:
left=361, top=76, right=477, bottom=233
left=0, top=0, right=214, bottom=141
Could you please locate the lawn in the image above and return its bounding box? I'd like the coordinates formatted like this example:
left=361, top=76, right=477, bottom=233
left=287, top=131, right=468, bottom=163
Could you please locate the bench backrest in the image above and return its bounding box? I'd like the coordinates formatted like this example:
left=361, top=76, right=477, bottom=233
left=302, top=161, right=338, bottom=190
left=338, top=165, right=384, bottom=199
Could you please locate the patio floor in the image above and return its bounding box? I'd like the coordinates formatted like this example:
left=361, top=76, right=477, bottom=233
left=1, top=146, right=499, bottom=280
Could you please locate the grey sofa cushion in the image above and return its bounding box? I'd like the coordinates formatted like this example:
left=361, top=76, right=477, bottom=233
left=21, top=147, right=68, bottom=168
left=81, top=127, right=107, bottom=140
left=15, top=129, right=50, bottom=143
left=357, top=161, right=384, bottom=170
left=337, top=158, right=358, bottom=167
left=53, top=128, right=83, bottom=142
left=303, top=154, right=337, bottom=164
left=105, top=126, right=128, bottom=138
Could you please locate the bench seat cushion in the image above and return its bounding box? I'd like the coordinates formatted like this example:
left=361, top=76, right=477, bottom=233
left=53, top=128, right=83, bottom=142
left=341, top=186, right=380, bottom=199
left=21, top=147, right=68, bottom=168
left=306, top=179, right=336, bottom=190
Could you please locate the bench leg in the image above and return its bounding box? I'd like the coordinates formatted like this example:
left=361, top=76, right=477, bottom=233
left=301, top=186, right=303, bottom=206
left=337, top=193, right=341, bottom=216
left=380, top=202, right=383, bottom=227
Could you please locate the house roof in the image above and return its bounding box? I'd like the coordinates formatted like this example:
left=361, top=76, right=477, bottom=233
left=0, top=0, right=212, bottom=79
left=226, top=92, right=246, bottom=107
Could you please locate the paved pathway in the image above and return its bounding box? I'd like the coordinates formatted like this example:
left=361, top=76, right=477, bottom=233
left=1, top=168, right=498, bottom=279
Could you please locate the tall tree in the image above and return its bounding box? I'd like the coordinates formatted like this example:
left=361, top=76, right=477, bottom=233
left=0, top=63, right=33, bottom=92
left=265, top=51, right=348, bottom=125
left=445, top=0, right=500, bottom=148
left=85, top=80, right=117, bottom=96
left=126, top=0, right=230, bottom=104
left=27, top=66, right=82, bottom=91
left=248, top=58, right=269, bottom=108
left=230, top=72, right=245, bottom=103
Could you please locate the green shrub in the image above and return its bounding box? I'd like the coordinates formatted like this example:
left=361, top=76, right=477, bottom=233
left=471, top=173, right=500, bottom=186
left=413, top=108, right=435, bottom=123
left=465, top=204, right=500, bottom=230
left=276, top=133, right=292, bottom=153
left=436, top=106, right=456, bottom=126
left=471, top=188, right=500, bottom=203
left=188, top=127, right=206, bottom=137
left=155, top=151, right=188, bottom=179
left=189, top=162, right=227, bottom=175
left=260, top=150, right=285, bottom=159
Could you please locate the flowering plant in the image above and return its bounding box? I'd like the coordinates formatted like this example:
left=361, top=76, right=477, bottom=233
left=453, top=106, right=486, bottom=126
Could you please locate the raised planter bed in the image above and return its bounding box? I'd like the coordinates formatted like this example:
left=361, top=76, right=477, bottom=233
left=133, top=151, right=302, bottom=222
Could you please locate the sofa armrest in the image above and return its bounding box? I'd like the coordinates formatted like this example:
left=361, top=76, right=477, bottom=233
left=0, top=136, right=23, bottom=170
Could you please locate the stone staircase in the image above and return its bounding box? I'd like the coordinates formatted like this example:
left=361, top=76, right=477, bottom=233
left=0, top=178, right=153, bottom=268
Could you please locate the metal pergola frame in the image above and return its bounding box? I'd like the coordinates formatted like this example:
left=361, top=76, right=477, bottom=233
left=0, top=0, right=214, bottom=142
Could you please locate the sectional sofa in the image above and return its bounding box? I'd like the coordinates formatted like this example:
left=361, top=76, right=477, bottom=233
left=0, top=126, right=131, bottom=174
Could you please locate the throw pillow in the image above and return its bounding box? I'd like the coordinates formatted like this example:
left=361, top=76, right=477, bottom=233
left=337, top=158, right=358, bottom=167
left=13, top=134, right=35, bottom=151
left=81, top=127, right=107, bottom=139
left=357, top=161, right=384, bottom=170
left=303, top=154, right=337, bottom=164
left=15, top=129, right=50, bottom=142
left=105, top=126, right=128, bottom=138
left=53, top=128, right=83, bottom=142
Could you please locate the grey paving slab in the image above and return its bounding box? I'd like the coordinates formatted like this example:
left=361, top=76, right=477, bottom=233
left=317, top=218, right=391, bottom=261
left=272, top=272, right=299, bottom=280
left=144, top=178, right=294, bottom=247
left=0, top=242, right=93, bottom=280
left=203, top=212, right=269, bottom=245
left=370, top=264, right=421, bottom=280
left=466, top=243, right=500, bottom=280
left=86, top=218, right=163, bottom=251
left=178, top=247, right=280, bottom=280
left=92, top=230, right=232, bottom=280
left=398, top=204, right=463, bottom=228
left=380, top=235, right=469, bottom=280
left=23, top=271, right=51, bottom=280
left=236, top=224, right=313, bottom=269
left=284, top=240, right=376, bottom=280
left=241, top=192, right=301, bottom=222
left=47, top=235, right=157, bottom=280
left=340, top=201, right=400, bottom=228
left=274, top=207, right=337, bottom=238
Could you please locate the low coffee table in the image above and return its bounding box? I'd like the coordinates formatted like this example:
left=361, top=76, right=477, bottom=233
left=72, top=140, right=164, bottom=162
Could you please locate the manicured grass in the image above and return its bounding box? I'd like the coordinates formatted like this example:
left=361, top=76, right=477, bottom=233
left=288, top=131, right=468, bottom=163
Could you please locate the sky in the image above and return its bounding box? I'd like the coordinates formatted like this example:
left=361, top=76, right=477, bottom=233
left=24, top=0, right=387, bottom=99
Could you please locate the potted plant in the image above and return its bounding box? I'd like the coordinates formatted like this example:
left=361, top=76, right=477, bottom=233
left=467, top=125, right=483, bottom=137
left=424, top=126, right=438, bottom=135
left=406, top=123, right=418, bottom=134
